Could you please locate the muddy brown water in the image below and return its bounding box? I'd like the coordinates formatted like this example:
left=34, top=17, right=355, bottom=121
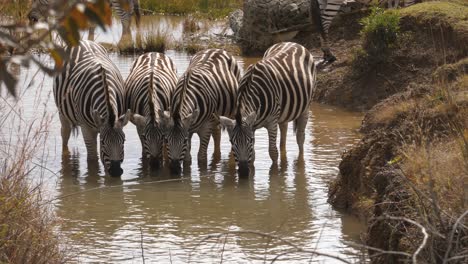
left=4, top=15, right=367, bottom=263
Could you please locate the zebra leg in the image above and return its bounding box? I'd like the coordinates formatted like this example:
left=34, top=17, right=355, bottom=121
left=135, top=124, right=145, bottom=157
left=295, top=111, right=309, bottom=156
left=267, top=123, right=279, bottom=164
left=184, top=133, right=193, bottom=165
left=197, top=123, right=212, bottom=163
left=211, top=122, right=221, bottom=158
left=88, top=26, right=96, bottom=41
left=81, top=126, right=99, bottom=161
left=279, top=122, right=288, bottom=155
left=59, top=114, right=72, bottom=155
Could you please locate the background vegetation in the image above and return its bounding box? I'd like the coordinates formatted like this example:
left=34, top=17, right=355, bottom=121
left=139, top=0, right=242, bottom=18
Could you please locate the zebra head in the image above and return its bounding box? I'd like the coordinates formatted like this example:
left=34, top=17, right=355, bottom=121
left=93, top=109, right=131, bottom=177
left=219, top=111, right=257, bottom=177
left=160, top=109, right=199, bottom=174
left=28, top=0, right=49, bottom=24
left=131, top=110, right=166, bottom=169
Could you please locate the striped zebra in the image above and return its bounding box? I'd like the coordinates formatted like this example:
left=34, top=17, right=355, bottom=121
left=28, top=0, right=141, bottom=40
left=310, top=0, right=418, bottom=63
left=54, top=40, right=130, bottom=177
left=160, top=49, right=241, bottom=174
left=125, top=52, right=178, bottom=168
left=219, top=42, right=317, bottom=177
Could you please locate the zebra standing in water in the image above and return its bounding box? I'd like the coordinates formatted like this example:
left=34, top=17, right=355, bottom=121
left=310, top=0, right=418, bottom=63
left=219, top=42, right=317, bottom=177
left=54, top=40, right=130, bottom=177
left=125, top=52, right=178, bottom=168
left=28, top=0, right=141, bottom=40
left=160, top=49, right=241, bottom=174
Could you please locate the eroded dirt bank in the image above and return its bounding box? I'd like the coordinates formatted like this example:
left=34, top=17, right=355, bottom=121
left=324, top=2, right=467, bottom=263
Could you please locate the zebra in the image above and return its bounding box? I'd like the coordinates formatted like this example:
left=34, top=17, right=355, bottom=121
left=125, top=52, right=178, bottom=168
left=218, top=42, right=317, bottom=177
left=310, top=0, right=419, bottom=64
left=159, top=49, right=241, bottom=174
left=27, top=0, right=141, bottom=40
left=54, top=40, right=130, bottom=177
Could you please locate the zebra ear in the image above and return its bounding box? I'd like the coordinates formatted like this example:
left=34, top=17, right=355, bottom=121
left=130, top=113, right=147, bottom=128
left=93, top=110, right=105, bottom=127
left=158, top=110, right=172, bottom=131
left=117, top=109, right=131, bottom=128
left=183, top=108, right=199, bottom=128
left=244, top=111, right=257, bottom=127
left=218, top=116, right=235, bottom=137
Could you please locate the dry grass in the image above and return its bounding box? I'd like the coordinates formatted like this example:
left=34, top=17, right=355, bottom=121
left=371, top=100, right=416, bottom=125
left=0, top=90, right=72, bottom=263
left=119, top=29, right=171, bottom=54
left=399, top=138, right=467, bottom=215
left=182, top=16, right=200, bottom=33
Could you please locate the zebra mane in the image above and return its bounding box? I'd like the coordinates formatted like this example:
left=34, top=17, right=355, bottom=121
left=148, top=53, right=157, bottom=121
left=173, top=70, right=191, bottom=121
left=101, top=65, right=116, bottom=125
left=235, top=65, right=255, bottom=124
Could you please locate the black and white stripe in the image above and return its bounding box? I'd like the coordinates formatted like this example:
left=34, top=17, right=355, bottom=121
left=160, top=49, right=240, bottom=173
left=125, top=52, right=178, bottom=167
left=28, top=0, right=141, bottom=39
left=219, top=42, right=317, bottom=177
left=311, top=0, right=419, bottom=63
left=54, top=40, right=130, bottom=177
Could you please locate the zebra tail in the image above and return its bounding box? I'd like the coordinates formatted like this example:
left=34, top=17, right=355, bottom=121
left=134, top=0, right=141, bottom=28
left=101, top=65, right=116, bottom=125
left=309, top=0, right=326, bottom=40
left=293, top=119, right=298, bottom=135
left=148, top=54, right=156, bottom=120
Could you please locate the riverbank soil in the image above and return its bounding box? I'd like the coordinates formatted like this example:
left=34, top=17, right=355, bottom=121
left=326, top=2, right=467, bottom=263
left=314, top=2, right=467, bottom=111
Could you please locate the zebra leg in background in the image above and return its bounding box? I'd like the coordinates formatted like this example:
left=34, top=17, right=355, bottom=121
left=59, top=114, right=72, bottom=155
left=81, top=126, right=99, bottom=161
left=295, top=111, right=309, bottom=158
left=267, top=123, right=279, bottom=164
left=184, top=133, right=193, bottom=165
left=88, top=26, right=96, bottom=41
left=135, top=123, right=145, bottom=157
left=279, top=122, right=288, bottom=158
left=211, top=122, right=222, bottom=159
left=197, top=122, right=213, bottom=163
left=310, top=0, right=338, bottom=63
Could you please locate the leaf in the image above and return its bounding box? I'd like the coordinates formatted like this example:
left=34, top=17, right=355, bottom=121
left=49, top=49, right=64, bottom=70
left=85, top=0, right=112, bottom=30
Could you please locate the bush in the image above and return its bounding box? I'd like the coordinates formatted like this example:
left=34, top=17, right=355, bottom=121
left=360, top=7, right=400, bottom=57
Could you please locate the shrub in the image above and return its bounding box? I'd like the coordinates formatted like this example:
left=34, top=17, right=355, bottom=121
left=360, top=7, right=400, bottom=58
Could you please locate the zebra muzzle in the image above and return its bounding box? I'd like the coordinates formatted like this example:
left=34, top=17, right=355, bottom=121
left=149, top=156, right=161, bottom=169
left=169, top=160, right=182, bottom=174
left=108, top=161, right=123, bottom=177
left=238, top=161, right=250, bottom=178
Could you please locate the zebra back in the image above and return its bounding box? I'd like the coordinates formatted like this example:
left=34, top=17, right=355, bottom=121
left=171, top=49, right=240, bottom=131
left=236, top=42, right=316, bottom=129
left=54, top=40, right=125, bottom=129
left=125, top=52, right=177, bottom=118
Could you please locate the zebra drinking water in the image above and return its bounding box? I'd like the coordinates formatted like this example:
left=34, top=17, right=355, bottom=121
left=54, top=40, right=130, bottom=177
left=160, top=49, right=241, bottom=174
left=125, top=52, right=178, bottom=168
left=28, top=0, right=141, bottom=40
left=219, top=42, right=317, bottom=177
